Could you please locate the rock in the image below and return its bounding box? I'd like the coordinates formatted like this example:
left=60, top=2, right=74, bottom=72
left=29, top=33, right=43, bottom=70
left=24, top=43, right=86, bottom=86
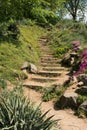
left=21, top=62, right=29, bottom=70
left=69, top=76, right=78, bottom=83
left=29, top=63, right=37, bottom=74
left=77, top=74, right=87, bottom=86
left=77, top=81, right=84, bottom=87
left=79, top=100, right=87, bottom=113
left=75, top=86, right=87, bottom=94
left=61, top=51, right=79, bottom=67
left=57, top=92, right=78, bottom=109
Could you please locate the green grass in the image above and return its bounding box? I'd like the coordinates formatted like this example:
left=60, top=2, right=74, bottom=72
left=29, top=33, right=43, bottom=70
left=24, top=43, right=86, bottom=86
left=0, top=25, right=46, bottom=83
left=47, top=20, right=87, bottom=58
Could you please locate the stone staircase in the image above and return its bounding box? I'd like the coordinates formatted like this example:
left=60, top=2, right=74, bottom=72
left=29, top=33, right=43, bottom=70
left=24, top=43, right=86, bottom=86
left=23, top=38, right=87, bottom=130
left=24, top=38, right=69, bottom=90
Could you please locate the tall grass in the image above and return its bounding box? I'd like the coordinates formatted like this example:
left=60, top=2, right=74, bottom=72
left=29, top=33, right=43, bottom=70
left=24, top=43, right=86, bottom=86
left=0, top=24, right=46, bottom=83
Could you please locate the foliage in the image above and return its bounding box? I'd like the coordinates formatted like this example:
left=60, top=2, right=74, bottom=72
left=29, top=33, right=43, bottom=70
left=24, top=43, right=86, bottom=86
left=77, top=95, right=87, bottom=117
left=77, top=94, right=87, bottom=105
left=0, top=21, right=20, bottom=41
left=0, top=0, right=59, bottom=26
left=42, top=86, right=65, bottom=102
left=53, top=46, right=69, bottom=58
left=8, top=22, right=20, bottom=39
left=0, top=87, right=57, bottom=130
left=77, top=108, right=86, bottom=117
left=47, top=20, right=87, bottom=59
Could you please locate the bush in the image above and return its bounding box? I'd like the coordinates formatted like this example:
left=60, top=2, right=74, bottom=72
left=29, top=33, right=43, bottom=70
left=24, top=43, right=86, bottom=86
left=42, top=86, right=64, bottom=102
left=54, top=46, right=69, bottom=58
left=0, top=87, right=57, bottom=130
left=0, top=21, right=20, bottom=41
left=77, top=95, right=87, bottom=106
left=8, top=22, right=20, bottom=40
left=77, top=95, right=87, bottom=117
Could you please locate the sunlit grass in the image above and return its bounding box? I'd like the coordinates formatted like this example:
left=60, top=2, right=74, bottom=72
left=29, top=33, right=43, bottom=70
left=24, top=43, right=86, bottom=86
left=0, top=25, right=46, bottom=83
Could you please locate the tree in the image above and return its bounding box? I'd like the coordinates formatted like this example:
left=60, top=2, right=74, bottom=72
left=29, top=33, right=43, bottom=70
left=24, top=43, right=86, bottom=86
left=64, top=0, right=87, bottom=21
left=0, top=0, right=59, bottom=25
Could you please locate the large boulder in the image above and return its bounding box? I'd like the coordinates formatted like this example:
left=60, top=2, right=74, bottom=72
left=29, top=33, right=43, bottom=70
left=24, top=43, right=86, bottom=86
left=57, top=92, right=78, bottom=109
left=77, top=74, right=87, bottom=86
left=61, top=51, right=79, bottom=67
left=21, top=62, right=37, bottom=74
left=29, top=63, right=37, bottom=74
left=76, top=86, right=87, bottom=94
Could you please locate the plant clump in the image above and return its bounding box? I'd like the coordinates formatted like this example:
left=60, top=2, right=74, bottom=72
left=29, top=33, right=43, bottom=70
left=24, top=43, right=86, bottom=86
left=0, top=86, right=57, bottom=130
left=42, top=85, right=65, bottom=102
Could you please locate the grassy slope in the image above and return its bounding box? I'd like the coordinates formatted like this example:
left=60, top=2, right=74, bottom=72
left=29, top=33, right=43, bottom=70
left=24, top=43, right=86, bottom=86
left=47, top=20, right=87, bottom=57
left=0, top=25, right=46, bottom=83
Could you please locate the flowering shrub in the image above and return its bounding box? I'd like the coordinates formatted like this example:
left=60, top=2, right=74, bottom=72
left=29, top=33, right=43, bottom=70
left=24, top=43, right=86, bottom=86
left=73, top=49, right=87, bottom=76
left=81, top=49, right=87, bottom=61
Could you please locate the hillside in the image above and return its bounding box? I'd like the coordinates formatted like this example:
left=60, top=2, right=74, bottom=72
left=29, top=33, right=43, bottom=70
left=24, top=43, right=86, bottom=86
left=0, top=20, right=87, bottom=130
left=0, top=24, right=46, bottom=83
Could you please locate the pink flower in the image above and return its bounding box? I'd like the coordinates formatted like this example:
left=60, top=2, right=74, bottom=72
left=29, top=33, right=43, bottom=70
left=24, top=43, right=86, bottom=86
left=81, top=49, right=87, bottom=59
left=74, top=46, right=79, bottom=51
left=73, top=61, right=87, bottom=76
left=72, top=41, right=80, bottom=46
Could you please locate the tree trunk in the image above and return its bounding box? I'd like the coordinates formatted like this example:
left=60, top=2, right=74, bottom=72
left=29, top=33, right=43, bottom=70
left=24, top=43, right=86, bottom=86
left=72, top=14, right=77, bottom=21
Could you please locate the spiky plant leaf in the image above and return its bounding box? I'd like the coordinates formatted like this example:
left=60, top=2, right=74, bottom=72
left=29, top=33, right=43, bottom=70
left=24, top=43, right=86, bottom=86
left=0, top=87, right=57, bottom=130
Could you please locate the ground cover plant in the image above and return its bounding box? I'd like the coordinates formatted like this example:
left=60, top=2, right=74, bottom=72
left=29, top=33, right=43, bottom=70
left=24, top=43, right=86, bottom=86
left=42, top=85, right=65, bottom=102
left=0, top=86, right=57, bottom=130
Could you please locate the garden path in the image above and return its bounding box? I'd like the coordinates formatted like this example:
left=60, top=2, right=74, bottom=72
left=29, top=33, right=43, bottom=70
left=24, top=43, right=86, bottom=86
left=23, top=38, right=87, bottom=130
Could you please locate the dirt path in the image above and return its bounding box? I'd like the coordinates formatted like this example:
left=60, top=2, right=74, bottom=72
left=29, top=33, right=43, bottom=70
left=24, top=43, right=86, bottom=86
left=23, top=38, right=87, bottom=130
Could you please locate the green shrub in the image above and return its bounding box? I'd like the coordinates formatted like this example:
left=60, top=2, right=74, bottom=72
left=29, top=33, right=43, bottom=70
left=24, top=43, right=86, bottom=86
left=77, top=95, right=87, bottom=105
left=77, top=109, right=86, bottom=117
left=42, top=86, right=64, bottom=102
left=77, top=95, right=87, bottom=117
left=77, top=94, right=87, bottom=117
left=0, top=21, right=20, bottom=41
left=0, top=87, right=57, bottom=130
left=8, top=22, right=20, bottom=40
left=54, top=46, right=69, bottom=58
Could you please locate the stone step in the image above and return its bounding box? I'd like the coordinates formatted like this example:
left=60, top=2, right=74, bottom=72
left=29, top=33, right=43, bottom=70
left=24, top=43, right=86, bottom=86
left=23, top=80, right=53, bottom=91
left=40, top=63, right=61, bottom=67
left=24, top=80, right=46, bottom=87
left=42, top=54, right=54, bottom=57
left=40, top=55, right=55, bottom=59
left=41, top=57, right=58, bottom=61
left=37, top=71, right=61, bottom=77
left=31, top=77, right=58, bottom=83
left=42, top=67, right=66, bottom=71
left=41, top=60, right=60, bottom=64
left=40, top=48, right=50, bottom=51
left=24, top=84, right=43, bottom=91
